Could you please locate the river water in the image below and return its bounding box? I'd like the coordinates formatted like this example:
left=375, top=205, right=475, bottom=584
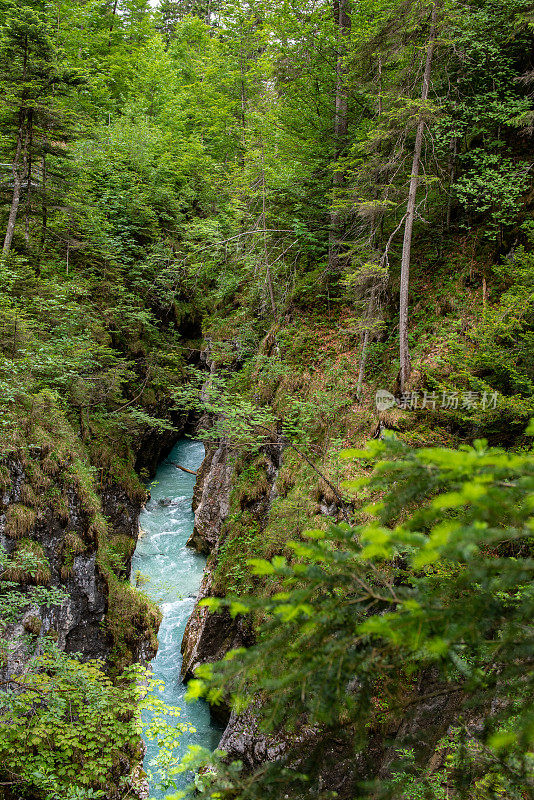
left=131, top=439, right=221, bottom=795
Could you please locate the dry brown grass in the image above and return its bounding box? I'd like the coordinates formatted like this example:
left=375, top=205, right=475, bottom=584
left=87, top=512, right=107, bottom=542
left=53, top=494, right=70, bottom=524
left=19, top=483, right=39, bottom=509
left=106, top=578, right=162, bottom=672
left=25, top=462, right=52, bottom=493
left=60, top=564, right=74, bottom=581
left=0, top=465, right=11, bottom=493
left=4, top=504, right=37, bottom=538
left=277, top=465, right=296, bottom=497
left=42, top=456, right=60, bottom=477
left=317, top=479, right=338, bottom=505
left=63, top=531, right=87, bottom=555
left=237, top=476, right=269, bottom=507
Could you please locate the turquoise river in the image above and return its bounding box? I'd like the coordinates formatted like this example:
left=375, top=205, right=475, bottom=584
left=131, top=439, right=222, bottom=795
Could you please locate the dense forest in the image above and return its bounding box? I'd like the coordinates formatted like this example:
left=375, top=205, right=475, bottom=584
left=0, top=0, right=533, bottom=798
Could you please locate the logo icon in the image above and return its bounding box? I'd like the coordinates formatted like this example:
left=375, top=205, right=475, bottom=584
left=375, top=389, right=396, bottom=412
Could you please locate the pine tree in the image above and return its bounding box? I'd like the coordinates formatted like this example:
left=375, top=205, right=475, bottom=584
left=0, top=2, right=78, bottom=258
left=398, top=0, right=440, bottom=392
left=157, top=0, right=184, bottom=44
left=0, top=5, right=55, bottom=255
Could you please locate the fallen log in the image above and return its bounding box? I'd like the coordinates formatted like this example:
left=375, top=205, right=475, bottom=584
left=170, top=462, right=197, bottom=476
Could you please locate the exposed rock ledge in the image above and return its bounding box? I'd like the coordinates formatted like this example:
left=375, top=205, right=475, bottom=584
left=181, top=564, right=252, bottom=683
left=180, top=430, right=285, bottom=761
left=186, top=441, right=233, bottom=555
left=218, top=708, right=290, bottom=770
left=181, top=440, right=253, bottom=683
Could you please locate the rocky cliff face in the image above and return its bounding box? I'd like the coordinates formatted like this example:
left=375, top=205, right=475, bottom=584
left=185, top=441, right=233, bottom=556
left=0, top=451, right=110, bottom=682
left=180, top=432, right=284, bottom=739
left=179, top=434, right=355, bottom=785
left=0, top=422, right=185, bottom=800
left=181, top=440, right=253, bottom=684
left=1, top=421, right=184, bottom=684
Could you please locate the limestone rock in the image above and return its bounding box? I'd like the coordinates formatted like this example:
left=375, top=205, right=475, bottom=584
left=186, top=442, right=233, bottom=555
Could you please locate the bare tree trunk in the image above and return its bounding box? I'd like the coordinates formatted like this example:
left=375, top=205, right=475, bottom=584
left=333, top=0, right=350, bottom=147
left=3, top=117, right=26, bottom=257
left=171, top=462, right=197, bottom=476
left=356, top=284, right=379, bottom=399
left=328, top=0, right=351, bottom=272
left=445, top=135, right=457, bottom=230
left=377, top=55, right=383, bottom=117
left=24, top=111, right=33, bottom=249
left=239, top=34, right=247, bottom=172
left=36, top=150, right=47, bottom=274
left=237, top=34, right=248, bottom=261
left=399, top=0, right=439, bottom=393
left=355, top=53, right=387, bottom=397
left=261, top=143, right=276, bottom=315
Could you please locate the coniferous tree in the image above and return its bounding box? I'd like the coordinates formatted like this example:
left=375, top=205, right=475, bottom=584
left=398, top=0, right=440, bottom=392
left=0, top=2, right=80, bottom=258
left=157, top=0, right=184, bottom=44
left=0, top=4, right=55, bottom=255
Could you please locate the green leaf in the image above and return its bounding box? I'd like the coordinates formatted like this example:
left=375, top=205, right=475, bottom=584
left=247, top=558, right=275, bottom=575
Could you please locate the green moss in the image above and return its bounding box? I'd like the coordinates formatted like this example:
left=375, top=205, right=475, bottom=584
left=60, top=532, right=87, bottom=579
left=106, top=577, right=162, bottom=674
left=87, top=426, right=146, bottom=505
left=262, top=489, right=317, bottom=558
left=23, top=614, right=42, bottom=635
left=234, top=457, right=270, bottom=509
left=212, top=510, right=261, bottom=595
left=213, top=448, right=321, bottom=596
left=66, top=458, right=101, bottom=517
left=87, top=512, right=107, bottom=543
left=108, top=534, right=137, bottom=570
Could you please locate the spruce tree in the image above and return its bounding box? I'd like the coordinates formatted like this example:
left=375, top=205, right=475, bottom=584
left=0, top=2, right=77, bottom=258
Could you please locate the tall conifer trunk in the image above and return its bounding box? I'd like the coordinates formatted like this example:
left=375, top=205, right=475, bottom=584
left=3, top=33, right=30, bottom=258
left=24, top=110, right=33, bottom=248
left=261, top=143, right=276, bottom=315
left=328, top=0, right=350, bottom=272
left=3, top=115, right=26, bottom=257
left=399, top=0, right=439, bottom=392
